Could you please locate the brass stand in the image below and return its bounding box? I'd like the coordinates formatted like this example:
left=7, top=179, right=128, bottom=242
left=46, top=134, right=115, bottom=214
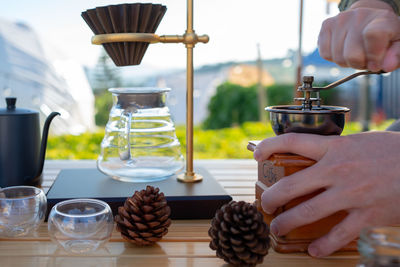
left=91, top=0, right=208, bottom=183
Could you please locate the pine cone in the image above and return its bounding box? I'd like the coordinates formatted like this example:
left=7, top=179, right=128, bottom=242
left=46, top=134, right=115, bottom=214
left=208, top=201, right=270, bottom=267
left=115, top=186, right=171, bottom=246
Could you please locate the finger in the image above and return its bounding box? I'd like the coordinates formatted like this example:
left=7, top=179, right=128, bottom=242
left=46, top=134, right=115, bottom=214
left=343, top=28, right=367, bottom=69
left=331, top=20, right=349, bottom=67
left=261, top=163, right=330, bottom=215
left=318, top=18, right=333, bottom=61
left=308, top=211, right=364, bottom=257
left=269, top=188, right=346, bottom=237
left=254, top=133, right=333, bottom=162
left=382, top=41, right=400, bottom=72
left=363, top=19, right=400, bottom=71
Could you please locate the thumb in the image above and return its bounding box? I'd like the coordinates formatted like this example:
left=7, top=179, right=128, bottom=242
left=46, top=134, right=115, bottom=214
left=382, top=41, right=400, bottom=72
left=253, top=133, right=334, bottom=162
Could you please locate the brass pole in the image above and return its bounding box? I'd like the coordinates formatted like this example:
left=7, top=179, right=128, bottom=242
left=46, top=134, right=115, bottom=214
left=186, top=46, right=194, bottom=176
left=187, top=0, right=193, bottom=32
left=256, top=43, right=267, bottom=122
left=295, top=0, right=304, bottom=100
left=187, top=0, right=194, bottom=176
left=177, top=0, right=203, bottom=182
left=360, top=75, right=370, bottom=131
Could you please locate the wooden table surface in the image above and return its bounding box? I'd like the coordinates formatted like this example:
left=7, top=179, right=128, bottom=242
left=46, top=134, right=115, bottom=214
left=0, top=160, right=360, bottom=267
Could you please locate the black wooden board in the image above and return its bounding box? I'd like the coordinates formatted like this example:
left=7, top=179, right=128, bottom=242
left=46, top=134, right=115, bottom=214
left=46, top=167, right=232, bottom=220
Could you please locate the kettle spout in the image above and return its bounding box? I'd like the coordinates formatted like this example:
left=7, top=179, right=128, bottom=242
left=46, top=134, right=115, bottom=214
left=36, top=112, right=60, bottom=178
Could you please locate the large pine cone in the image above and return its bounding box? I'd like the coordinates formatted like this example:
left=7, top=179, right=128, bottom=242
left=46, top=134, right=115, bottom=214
left=115, top=186, right=171, bottom=246
left=208, top=201, right=270, bottom=267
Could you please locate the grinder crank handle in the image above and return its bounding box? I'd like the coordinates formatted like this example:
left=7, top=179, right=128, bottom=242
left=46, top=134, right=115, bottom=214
left=313, top=70, right=386, bottom=91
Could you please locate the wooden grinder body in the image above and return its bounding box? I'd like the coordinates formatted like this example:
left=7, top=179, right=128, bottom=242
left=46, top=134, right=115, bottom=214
left=253, top=152, right=357, bottom=253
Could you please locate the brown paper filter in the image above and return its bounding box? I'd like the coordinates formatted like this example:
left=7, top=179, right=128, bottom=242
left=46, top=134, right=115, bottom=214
left=82, top=3, right=167, bottom=66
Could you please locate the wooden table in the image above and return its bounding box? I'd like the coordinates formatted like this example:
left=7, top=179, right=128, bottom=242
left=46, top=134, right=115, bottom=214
left=0, top=160, right=359, bottom=266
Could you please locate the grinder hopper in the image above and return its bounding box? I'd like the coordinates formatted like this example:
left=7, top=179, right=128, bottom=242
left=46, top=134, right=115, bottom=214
left=266, top=70, right=384, bottom=136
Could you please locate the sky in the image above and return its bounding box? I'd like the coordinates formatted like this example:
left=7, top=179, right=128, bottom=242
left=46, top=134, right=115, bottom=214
left=0, top=0, right=339, bottom=69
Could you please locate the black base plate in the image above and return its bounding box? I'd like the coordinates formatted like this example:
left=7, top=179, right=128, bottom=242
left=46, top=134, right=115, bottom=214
left=46, top=167, right=232, bottom=220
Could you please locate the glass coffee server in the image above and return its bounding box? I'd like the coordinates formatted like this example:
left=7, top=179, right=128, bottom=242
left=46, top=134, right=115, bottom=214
left=97, top=87, right=184, bottom=182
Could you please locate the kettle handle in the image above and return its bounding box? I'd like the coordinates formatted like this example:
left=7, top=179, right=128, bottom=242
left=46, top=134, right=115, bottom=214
left=36, top=112, right=60, bottom=179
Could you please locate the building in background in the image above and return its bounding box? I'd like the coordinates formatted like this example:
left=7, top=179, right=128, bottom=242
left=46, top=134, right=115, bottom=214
left=227, top=65, right=274, bottom=87
left=0, top=18, right=96, bottom=134
left=152, top=64, right=275, bottom=125
left=155, top=65, right=228, bottom=125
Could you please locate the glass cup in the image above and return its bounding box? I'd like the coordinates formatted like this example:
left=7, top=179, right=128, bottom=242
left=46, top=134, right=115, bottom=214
left=358, top=226, right=400, bottom=267
left=0, top=186, right=47, bottom=237
left=48, top=199, right=114, bottom=254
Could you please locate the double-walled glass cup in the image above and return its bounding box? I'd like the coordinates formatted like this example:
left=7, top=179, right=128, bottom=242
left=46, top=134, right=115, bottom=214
left=97, top=87, right=184, bottom=182
left=0, top=186, right=46, bottom=237
left=358, top=226, right=400, bottom=267
left=48, top=199, right=114, bottom=254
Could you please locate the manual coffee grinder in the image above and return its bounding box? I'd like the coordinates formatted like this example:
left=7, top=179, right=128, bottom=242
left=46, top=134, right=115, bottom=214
left=248, top=70, right=383, bottom=253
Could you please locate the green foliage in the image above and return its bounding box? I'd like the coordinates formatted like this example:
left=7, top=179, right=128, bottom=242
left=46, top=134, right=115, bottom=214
left=46, top=120, right=391, bottom=160
left=203, top=83, right=258, bottom=129
left=203, top=82, right=294, bottom=129
left=46, top=122, right=274, bottom=160
left=314, top=81, right=339, bottom=106
left=91, top=51, right=122, bottom=92
left=47, top=131, right=104, bottom=159
left=94, top=91, right=113, bottom=126
left=266, top=83, right=294, bottom=106
left=90, top=51, right=122, bottom=126
left=189, top=122, right=273, bottom=159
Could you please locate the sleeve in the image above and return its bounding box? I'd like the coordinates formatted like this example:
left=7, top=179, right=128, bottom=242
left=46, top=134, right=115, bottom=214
left=339, top=0, right=400, bottom=15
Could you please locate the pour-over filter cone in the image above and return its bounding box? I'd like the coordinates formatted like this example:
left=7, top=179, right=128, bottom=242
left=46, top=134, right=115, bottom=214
left=82, top=3, right=167, bottom=66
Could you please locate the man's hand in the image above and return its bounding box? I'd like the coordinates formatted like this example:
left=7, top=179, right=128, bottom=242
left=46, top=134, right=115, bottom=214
left=318, top=0, right=400, bottom=71
left=254, top=131, right=400, bottom=257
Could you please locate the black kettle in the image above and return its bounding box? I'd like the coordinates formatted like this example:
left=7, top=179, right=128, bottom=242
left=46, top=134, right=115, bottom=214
left=0, top=97, right=59, bottom=187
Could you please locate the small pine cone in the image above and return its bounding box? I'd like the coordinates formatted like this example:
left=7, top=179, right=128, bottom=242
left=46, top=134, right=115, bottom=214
left=208, top=201, right=270, bottom=267
left=115, top=185, right=171, bottom=246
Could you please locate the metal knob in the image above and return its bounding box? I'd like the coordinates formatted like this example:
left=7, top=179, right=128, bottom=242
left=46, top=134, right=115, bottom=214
left=303, top=76, right=314, bottom=83
left=6, top=97, right=16, bottom=110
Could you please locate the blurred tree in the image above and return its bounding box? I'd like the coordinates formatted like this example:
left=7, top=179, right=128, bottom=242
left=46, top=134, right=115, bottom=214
left=95, top=92, right=113, bottom=126
left=314, top=80, right=339, bottom=106
left=203, top=83, right=257, bottom=129
left=266, top=83, right=294, bottom=107
left=92, top=51, right=122, bottom=91
left=92, top=51, right=122, bottom=126
left=203, top=82, right=294, bottom=129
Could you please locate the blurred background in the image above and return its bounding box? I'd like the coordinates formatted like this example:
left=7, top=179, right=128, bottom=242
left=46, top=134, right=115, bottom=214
left=0, top=0, right=398, bottom=159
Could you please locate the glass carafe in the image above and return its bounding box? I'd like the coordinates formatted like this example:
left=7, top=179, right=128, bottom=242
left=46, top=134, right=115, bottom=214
left=97, top=87, right=184, bottom=182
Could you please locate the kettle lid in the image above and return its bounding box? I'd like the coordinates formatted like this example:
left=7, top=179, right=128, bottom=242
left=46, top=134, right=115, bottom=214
left=0, top=97, right=38, bottom=116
